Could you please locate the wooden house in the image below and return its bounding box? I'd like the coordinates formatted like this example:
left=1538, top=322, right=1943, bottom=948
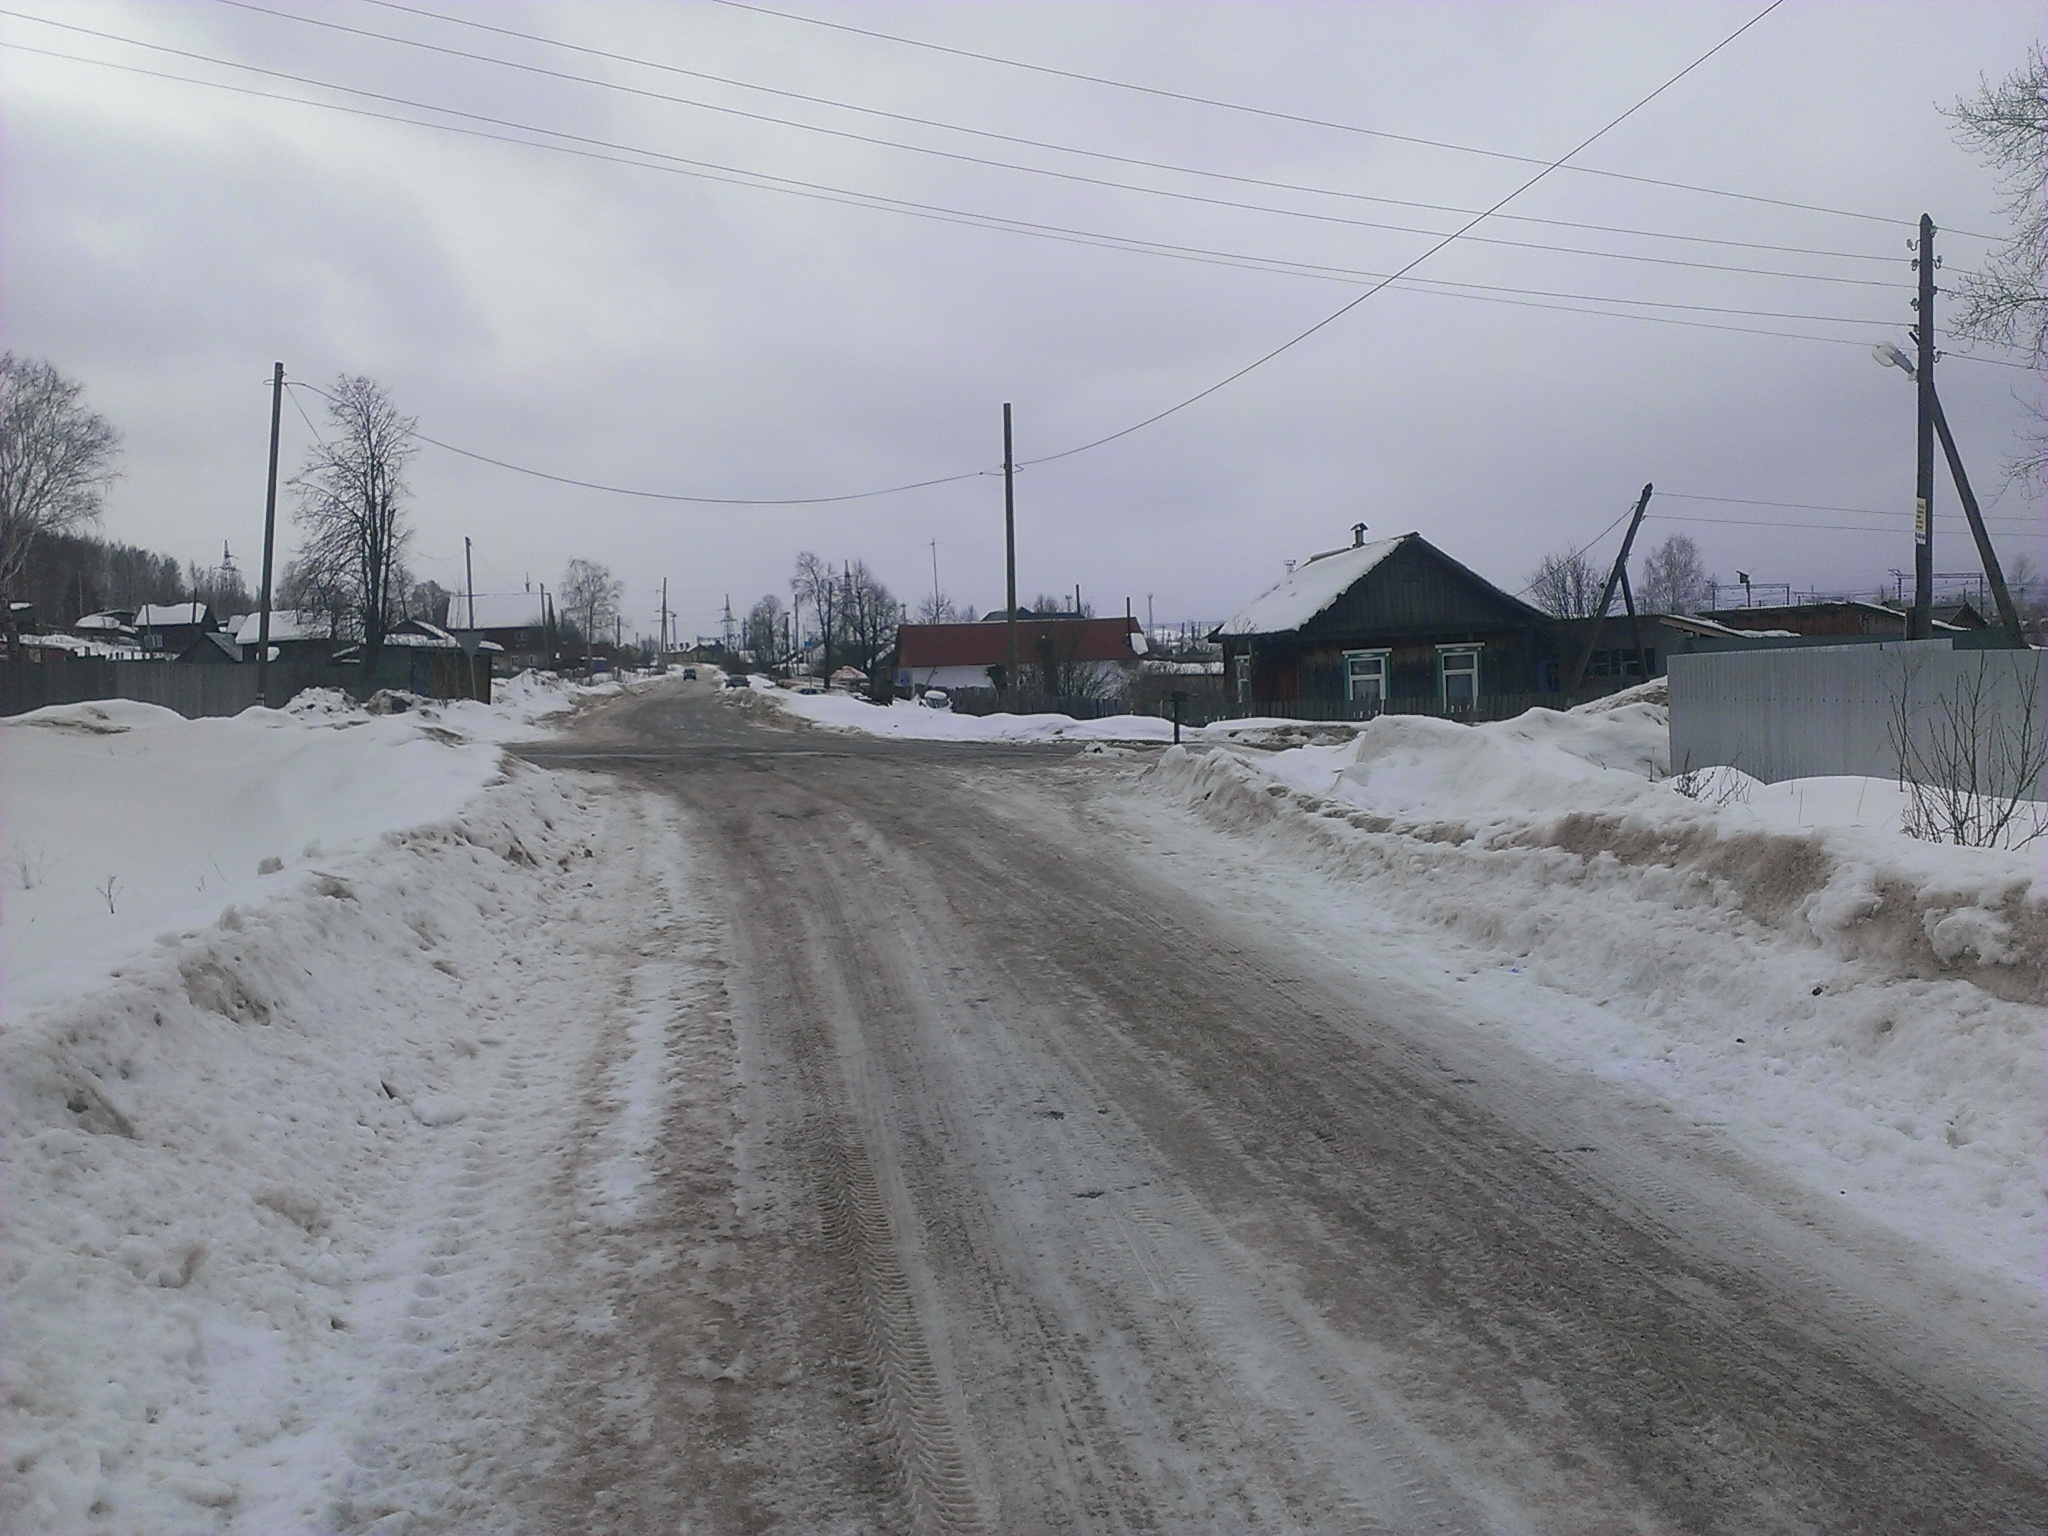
left=1214, top=531, right=1561, bottom=714
left=132, top=602, right=216, bottom=655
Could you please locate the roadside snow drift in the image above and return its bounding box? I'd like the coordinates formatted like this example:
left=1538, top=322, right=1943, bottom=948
left=1146, top=695, right=2045, bottom=1287
left=1, top=679, right=706, bottom=1532
left=743, top=680, right=1322, bottom=745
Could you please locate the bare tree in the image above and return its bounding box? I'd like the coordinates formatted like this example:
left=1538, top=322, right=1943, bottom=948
left=1526, top=550, right=1603, bottom=617
left=1637, top=534, right=1710, bottom=615
left=792, top=551, right=840, bottom=675
left=560, top=558, right=622, bottom=672
left=1943, top=46, right=2047, bottom=481
left=1889, top=653, right=2047, bottom=849
left=742, top=592, right=786, bottom=665
left=408, top=578, right=452, bottom=626
left=290, top=376, right=416, bottom=672
left=840, top=560, right=898, bottom=673
left=0, top=354, right=121, bottom=602
left=914, top=590, right=963, bottom=624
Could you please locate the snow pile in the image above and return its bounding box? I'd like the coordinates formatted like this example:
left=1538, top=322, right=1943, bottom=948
left=748, top=685, right=1335, bottom=745
left=2, top=683, right=708, bottom=1530
left=2, top=700, right=509, bottom=1021
left=0, top=763, right=619, bottom=1530
left=1146, top=699, right=2045, bottom=1286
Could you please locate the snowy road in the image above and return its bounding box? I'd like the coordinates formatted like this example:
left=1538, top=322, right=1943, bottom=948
left=499, top=682, right=2044, bottom=1534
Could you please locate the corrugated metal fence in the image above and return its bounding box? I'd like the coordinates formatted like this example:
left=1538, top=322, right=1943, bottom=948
left=1669, top=640, right=2045, bottom=796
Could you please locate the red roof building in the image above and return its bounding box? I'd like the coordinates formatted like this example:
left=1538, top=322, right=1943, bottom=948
left=894, top=616, right=1147, bottom=692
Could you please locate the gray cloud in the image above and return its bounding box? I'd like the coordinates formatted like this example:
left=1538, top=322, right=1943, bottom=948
left=6, top=0, right=2040, bottom=636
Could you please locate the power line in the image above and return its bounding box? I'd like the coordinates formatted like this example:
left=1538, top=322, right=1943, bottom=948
left=225, top=0, right=1914, bottom=276
left=1511, top=500, right=1641, bottom=596
left=1020, top=0, right=1795, bottom=468
left=7, top=35, right=1954, bottom=341
left=1647, top=511, right=2040, bottom=535
left=284, top=379, right=990, bottom=505
left=706, top=0, right=1995, bottom=239
left=18, top=8, right=1914, bottom=295
left=15, top=35, right=2032, bottom=378
left=1656, top=493, right=2036, bottom=530
left=360, top=0, right=1918, bottom=264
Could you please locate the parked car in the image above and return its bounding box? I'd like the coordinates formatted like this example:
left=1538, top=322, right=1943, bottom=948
left=721, top=674, right=748, bottom=689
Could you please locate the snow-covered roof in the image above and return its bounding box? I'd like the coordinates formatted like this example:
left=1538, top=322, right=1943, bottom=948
left=384, top=621, right=463, bottom=650
left=1219, top=535, right=1406, bottom=637
left=134, top=602, right=211, bottom=628
left=73, top=610, right=135, bottom=632
left=231, top=610, right=335, bottom=644
left=449, top=593, right=547, bottom=631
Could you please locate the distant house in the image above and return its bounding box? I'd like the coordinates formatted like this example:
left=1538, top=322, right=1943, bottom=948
left=176, top=631, right=245, bottom=664
left=894, top=615, right=1148, bottom=695
left=73, top=609, right=138, bottom=642
left=446, top=592, right=550, bottom=671
left=333, top=618, right=496, bottom=701
left=133, top=602, right=215, bottom=654
left=231, top=609, right=337, bottom=663
left=1215, top=530, right=1573, bottom=714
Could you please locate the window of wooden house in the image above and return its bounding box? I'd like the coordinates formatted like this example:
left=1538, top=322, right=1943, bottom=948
left=1232, top=653, right=1251, bottom=705
left=1587, top=646, right=1655, bottom=678
left=1437, top=644, right=1481, bottom=709
left=1342, top=649, right=1390, bottom=709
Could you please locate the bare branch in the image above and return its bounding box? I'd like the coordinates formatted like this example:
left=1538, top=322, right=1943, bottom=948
left=0, top=354, right=121, bottom=598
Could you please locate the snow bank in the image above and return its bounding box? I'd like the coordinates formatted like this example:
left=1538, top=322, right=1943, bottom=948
left=1, top=675, right=705, bottom=1530
left=748, top=685, right=1328, bottom=745
left=0, top=763, right=624, bottom=1531
left=1146, top=699, right=2045, bottom=1287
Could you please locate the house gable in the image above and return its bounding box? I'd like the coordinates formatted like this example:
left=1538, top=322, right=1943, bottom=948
left=1298, top=537, right=1542, bottom=641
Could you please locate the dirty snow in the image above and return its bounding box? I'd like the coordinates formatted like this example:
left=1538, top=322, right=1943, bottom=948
left=1136, top=695, right=2045, bottom=1290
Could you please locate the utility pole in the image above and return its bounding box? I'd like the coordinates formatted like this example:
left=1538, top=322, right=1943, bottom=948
left=255, top=361, right=284, bottom=707
left=660, top=577, right=670, bottom=660
left=463, top=536, right=476, bottom=632
left=1003, top=402, right=1019, bottom=712
left=1912, top=213, right=1937, bottom=640
left=1929, top=392, right=2025, bottom=645
left=1568, top=483, right=1655, bottom=694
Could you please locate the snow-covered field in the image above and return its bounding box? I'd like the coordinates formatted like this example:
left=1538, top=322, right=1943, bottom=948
left=1121, top=689, right=2044, bottom=1290
left=0, top=674, right=701, bottom=1531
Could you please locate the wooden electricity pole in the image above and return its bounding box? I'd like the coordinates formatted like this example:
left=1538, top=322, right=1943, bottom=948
left=1912, top=214, right=1937, bottom=639
left=255, top=362, right=284, bottom=706
left=1568, top=483, right=1655, bottom=694
left=1003, top=402, right=1019, bottom=713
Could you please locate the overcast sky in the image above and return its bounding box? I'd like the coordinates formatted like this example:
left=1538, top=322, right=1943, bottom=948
left=6, top=0, right=2042, bottom=637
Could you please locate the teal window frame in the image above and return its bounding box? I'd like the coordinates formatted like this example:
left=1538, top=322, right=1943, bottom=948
left=1342, top=649, right=1391, bottom=706
left=1437, top=644, right=1482, bottom=709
